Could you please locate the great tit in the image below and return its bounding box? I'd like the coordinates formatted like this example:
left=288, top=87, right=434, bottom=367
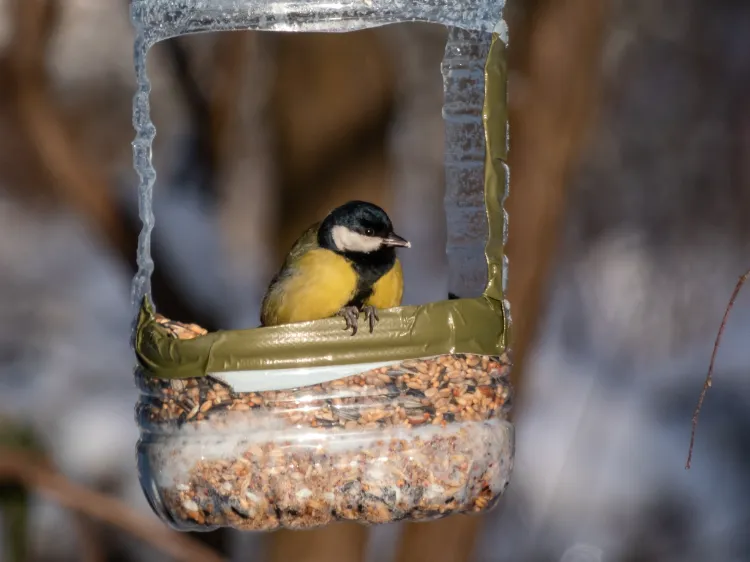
left=260, top=200, right=411, bottom=335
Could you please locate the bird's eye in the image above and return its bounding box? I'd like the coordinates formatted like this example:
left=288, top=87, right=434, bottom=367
left=365, top=228, right=374, bottom=236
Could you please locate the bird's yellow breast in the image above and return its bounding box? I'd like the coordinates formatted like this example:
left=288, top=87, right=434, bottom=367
left=366, top=259, right=403, bottom=310
left=261, top=249, right=358, bottom=326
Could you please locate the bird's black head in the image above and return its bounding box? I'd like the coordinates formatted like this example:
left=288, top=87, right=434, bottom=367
left=318, top=200, right=411, bottom=255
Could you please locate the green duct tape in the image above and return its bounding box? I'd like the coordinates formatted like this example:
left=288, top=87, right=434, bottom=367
left=483, top=33, right=509, bottom=303
left=135, top=295, right=507, bottom=378
left=135, top=32, right=509, bottom=379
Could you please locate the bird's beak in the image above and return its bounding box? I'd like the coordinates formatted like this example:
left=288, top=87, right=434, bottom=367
left=382, top=232, right=411, bottom=248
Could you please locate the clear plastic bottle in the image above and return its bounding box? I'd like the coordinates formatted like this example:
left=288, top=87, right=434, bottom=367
left=137, top=351, right=513, bottom=530
left=131, top=0, right=511, bottom=531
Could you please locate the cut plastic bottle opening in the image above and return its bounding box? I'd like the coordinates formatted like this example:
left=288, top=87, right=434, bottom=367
left=130, top=0, right=514, bottom=533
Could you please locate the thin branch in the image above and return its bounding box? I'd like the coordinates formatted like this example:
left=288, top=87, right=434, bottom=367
left=686, top=269, right=750, bottom=469
left=0, top=448, right=225, bottom=562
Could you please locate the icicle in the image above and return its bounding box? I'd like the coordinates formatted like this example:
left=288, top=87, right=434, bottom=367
left=130, top=30, right=156, bottom=309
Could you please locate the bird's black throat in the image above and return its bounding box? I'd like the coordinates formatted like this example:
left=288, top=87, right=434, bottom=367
left=342, top=246, right=396, bottom=307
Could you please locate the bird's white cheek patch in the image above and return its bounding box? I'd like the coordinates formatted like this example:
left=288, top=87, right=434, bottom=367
left=332, top=225, right=382, bottom=253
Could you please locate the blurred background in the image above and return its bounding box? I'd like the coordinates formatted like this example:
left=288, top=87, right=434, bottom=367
left=2, top=0, right=750, bottom=561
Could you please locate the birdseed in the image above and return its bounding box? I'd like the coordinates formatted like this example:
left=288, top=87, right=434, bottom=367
left=139, top=354, right=512, bottom=431
left=141, top=418, right=513, bottom=531
left=137, top=316, right=514, bottom=530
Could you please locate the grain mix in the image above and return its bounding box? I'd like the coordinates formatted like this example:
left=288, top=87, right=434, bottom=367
left=136, top=315, right=514, bottom=530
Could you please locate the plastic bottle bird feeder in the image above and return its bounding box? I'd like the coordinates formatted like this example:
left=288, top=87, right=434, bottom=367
left=132, top=0, right=513, bottom=531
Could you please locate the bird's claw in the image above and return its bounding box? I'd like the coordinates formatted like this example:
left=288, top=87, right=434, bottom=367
left=337, top=305, right=360, bottom=335
left=362, top=305, right=379, bottom=333
left=336, top=305, right=380, bottom=335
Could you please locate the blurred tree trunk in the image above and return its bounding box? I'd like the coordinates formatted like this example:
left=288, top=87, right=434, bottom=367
left=269, top=29, right=395, bottom=257
left=504, top=0, right=605, bottom=391
left=7, top=0, right=225, bottom=332
left=8, top=0, right=126, bottom=251
left=383, top=23, right=449, bottom=307
left=267, top=522, right=370, bottom=562
left=210, top=31, right=278, bottom=329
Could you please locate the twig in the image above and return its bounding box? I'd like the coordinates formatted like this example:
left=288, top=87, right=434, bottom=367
left=0, top=448, right=225, bottom=562
left=686, top=269, right=750, bottom=469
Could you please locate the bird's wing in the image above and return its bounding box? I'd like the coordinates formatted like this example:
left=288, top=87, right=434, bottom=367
left=261, top=223, right=320, bottom=325
left=261, top=248, right=358, bottom=326
left=262, top=222, right=320, bottom=298
left=283, top=222, right=321, bottom=268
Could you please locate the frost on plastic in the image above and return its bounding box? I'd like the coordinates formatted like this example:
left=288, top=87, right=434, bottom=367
left=136, top=353, right=514, bottom=530
left=130, top=0, right=506, bottom=39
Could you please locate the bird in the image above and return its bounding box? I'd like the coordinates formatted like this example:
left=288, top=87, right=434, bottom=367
left=260, top=200, right=411, bottom=335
